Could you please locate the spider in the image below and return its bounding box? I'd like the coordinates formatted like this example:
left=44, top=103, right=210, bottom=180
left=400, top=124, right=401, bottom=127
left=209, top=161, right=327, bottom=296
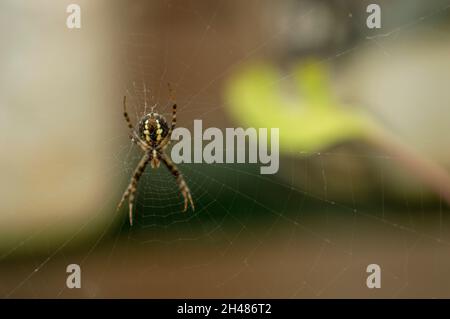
left=117, top=85, right=194, bottom=225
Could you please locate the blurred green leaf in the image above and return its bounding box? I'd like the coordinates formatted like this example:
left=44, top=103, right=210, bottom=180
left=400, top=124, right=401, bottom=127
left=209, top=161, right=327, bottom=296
left=225, top=60, right=376, bottom=154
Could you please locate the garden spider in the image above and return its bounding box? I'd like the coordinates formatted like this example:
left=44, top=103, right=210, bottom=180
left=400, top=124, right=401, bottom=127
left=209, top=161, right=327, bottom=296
left=117, top=86, right=194, bottom=225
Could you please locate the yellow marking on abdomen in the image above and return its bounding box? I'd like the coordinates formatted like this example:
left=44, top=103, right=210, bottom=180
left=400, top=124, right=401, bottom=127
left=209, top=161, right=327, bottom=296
left=144, top=120, right=151, bottom=142
left=155, top=119, right=162, bottom=141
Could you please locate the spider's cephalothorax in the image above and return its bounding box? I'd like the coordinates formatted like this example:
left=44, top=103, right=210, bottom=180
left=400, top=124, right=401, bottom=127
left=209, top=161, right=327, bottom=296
left=117, top=88, right=195, bottom=225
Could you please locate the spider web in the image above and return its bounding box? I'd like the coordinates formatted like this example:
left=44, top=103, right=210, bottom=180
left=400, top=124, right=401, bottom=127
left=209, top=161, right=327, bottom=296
left=2, top=0, right=450, bottom=298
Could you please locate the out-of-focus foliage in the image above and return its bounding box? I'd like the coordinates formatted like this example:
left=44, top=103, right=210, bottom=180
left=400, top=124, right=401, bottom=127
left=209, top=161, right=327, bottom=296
left=226, top=60, right=376, bottom=154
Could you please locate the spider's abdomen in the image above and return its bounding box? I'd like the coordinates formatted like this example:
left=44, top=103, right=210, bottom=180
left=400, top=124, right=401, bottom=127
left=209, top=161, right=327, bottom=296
left=138, top=113, right=170, bottom=145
